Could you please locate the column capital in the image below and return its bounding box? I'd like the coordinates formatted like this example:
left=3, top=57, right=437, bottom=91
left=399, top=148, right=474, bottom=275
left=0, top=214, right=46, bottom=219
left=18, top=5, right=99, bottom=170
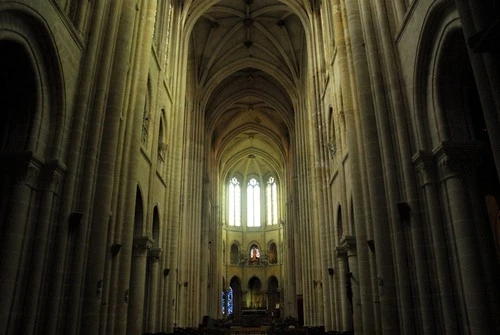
left=340, top=235, right=357, bottom=256
left=412, top=150, right=435, bottom=187
left=335, top=246, right=347, bottom=258
left=148, top=248, right=162, bottom=261
left=433, top=141, right=482, bottom=181
left=40, top=159, right=66, bottom=192
left=133, top=236, right=154, bottom=251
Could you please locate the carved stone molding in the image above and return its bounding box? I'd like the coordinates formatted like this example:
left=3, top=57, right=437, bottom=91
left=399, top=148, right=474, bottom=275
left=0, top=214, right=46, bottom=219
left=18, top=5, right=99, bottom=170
left=433, top=141, right=482, bottom=182
left=133, top=236, right=154, bottom=255
left=40, top=159, right=66, bottom=192
left=335, top=246, right=347, bottom=259
left=340, top=235, right=356, bottom=256
left=148, top=248, right=162, bottom=261
left=412, top=150, right=435, bottom=187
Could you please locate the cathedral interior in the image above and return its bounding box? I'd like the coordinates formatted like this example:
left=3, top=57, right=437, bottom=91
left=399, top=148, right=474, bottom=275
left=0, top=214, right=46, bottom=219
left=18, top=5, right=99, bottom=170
left=1, top=0, right=500, bottom=334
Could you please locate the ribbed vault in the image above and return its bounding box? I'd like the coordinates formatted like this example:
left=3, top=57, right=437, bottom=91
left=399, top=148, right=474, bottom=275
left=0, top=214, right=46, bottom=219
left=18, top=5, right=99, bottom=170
left=187, top=0, right=308, bottom=180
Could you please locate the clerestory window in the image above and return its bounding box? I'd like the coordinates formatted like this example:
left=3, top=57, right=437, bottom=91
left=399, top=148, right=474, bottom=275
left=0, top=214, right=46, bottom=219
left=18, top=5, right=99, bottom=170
left=247, top=178, right=260, bottom=227
left=266, top=176, right=278, bottom=225
left=228, top=177, right=241, bottom=226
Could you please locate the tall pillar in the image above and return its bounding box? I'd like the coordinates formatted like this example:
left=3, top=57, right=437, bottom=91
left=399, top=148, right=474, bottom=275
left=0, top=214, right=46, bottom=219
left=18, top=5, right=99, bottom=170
left=0, top=154, right=41, bottom=334
left=63, top=0, right=126, bottom=332
left=435, top=143, right=493, bottom=333
left=342, top=0, right=403, bottom=332
left=336, top=247, right=349, bottom=332
left=127, top=236, right=153, bottom=335
left=43, top=0, right=109, bottom=331
left=332, top=2, right=373, bottom=332
left=147, top=248, right=162, bottom=333
left=80, top=0, right=135, bottom=332
left=111, top=0, right=157, bottom=332
left=413, top=151, right=459, bottom=333
left=21, top=160, right=65, bottom=334
left=341, top=236, right=357, bottom=334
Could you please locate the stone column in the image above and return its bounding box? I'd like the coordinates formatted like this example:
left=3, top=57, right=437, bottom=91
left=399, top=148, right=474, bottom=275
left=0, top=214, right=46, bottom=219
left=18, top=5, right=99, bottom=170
left=341, top=236, right=357, bottom=333
left=21, top=160, right=65, bottom=334
left=435, top=142, right=492, bottom=333
left=112, top=0, right=157, bottom=332
left=332, top=0, right=373, bottom=332
left=336, top=247, right=349, bottom=332
left=63, top=0, right=127, bottom=332
left=147, top=248, right=162, bottom=333
left=413, top=151, right=459, bottom=333
left=342, top=0, right=403, bottom=333
left=0, top=153, right=41, bottom=334
left=80, top=0, right=136, bottom=333
left=127, top=236, right=153, bottom=335
left=43, top=0, right=109, bottom=331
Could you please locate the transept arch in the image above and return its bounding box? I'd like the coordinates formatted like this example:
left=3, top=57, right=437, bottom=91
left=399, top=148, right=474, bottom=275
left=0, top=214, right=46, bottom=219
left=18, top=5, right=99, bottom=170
left=413, top=3, right=500, bottom=331
left=413, top=0, right=459, bottom=149
left=0, top=9, right=65, bottom=160
left=0, top=7, right=66, bottom=333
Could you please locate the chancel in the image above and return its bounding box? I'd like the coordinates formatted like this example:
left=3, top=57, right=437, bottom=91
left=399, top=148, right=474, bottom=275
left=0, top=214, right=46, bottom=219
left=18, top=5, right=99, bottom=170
left=1, top=1, right=500, bottom=334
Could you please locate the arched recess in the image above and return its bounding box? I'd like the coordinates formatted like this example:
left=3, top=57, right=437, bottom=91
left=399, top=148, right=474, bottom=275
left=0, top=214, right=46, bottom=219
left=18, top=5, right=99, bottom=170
left=143, top=206, right=161, bottom=331
left=268, top=242, right=278, bottom=264
left=337, top=205, right=343, bottom=243
left=0, top=7, right=65, bottom=158
left=230, top=242, right=240, bottom=265
left=267, top=276, right=280, bottom=313
left=0, top=7, right=65, bottom=333
left=327, top=105, right=337, bottom=156
left=230, top=276, right=242, bottom=320
left=0, top=6, right=65, bottom=227
left=247, top=276, right=263, bottom=310
left=416, top=4, right=500, bottom=258
left=0, top=41, right=36, bottom=153
left=434, top=27, right=500, bottom=258
left=0, top=40, right=37, bottom=226
left=157, top=108, right=168, bottom=173
left=349, top=196, right=355, bottom=235
left=152, top=206, right=160, bottom=248
left=413, top=1, right=459, bottom=149
left=249, top=242, right=261, bottom=264
left=414, top=5, right=500, bottom=331
left=141, top=76, right=152, bottom=148
left=134, top=186, right=145, bottom=237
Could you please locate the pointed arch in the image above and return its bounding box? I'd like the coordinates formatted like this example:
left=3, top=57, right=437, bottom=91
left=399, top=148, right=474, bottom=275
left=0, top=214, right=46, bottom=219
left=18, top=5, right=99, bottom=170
left=0, top=5, right=65, bottom=158
left=134, top=186, right=145, bottom=237
left=152, top=206, right=160, bottom=248
left=337, top=205, right=343, bottom=243
left=230, top=242, right=240, bottom=265
left=268, top=241, right=278, bottom=264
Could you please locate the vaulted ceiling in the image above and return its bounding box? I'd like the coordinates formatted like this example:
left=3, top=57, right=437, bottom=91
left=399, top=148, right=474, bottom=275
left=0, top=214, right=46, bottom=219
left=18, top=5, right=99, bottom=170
left=186, top=0, right=309, bottom=180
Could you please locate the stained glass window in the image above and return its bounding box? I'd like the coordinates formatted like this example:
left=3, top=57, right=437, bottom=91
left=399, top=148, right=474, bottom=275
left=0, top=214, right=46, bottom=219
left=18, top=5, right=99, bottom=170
left=222, top=291, right=225, bottom=315
left=222, top=287, right=234, bottom=315
left=247, top=178, right=260, bottom=227
left=266, top=177, right=278, bottom=225
left=228, top=177, right=241, bottom=226
left=228, top=287, right=233, bottom=315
